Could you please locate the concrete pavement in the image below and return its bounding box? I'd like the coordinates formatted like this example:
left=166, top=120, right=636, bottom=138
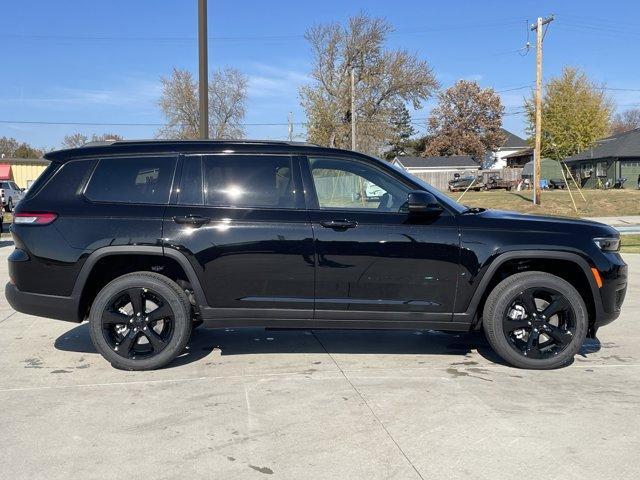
left=0, top=241, right=639, bottom=480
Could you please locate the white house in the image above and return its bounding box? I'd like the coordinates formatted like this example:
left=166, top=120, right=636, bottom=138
left=487, top=129, right=528, bottom=169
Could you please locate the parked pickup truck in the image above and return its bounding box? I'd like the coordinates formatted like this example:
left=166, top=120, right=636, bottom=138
left=0, top=181, right=24, bottom=212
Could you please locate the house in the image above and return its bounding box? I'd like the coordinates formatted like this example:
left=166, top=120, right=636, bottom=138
left=487, top=129, right=528, bottom=169
left=0, top=157, right=50, bottom=189
left=564, top=128, right=640, bottom=188
left=393, top=155, right=479, bottom=173
left=392, top=155, right=480, bottom=190
left=503, top=147, right=533, bottom=168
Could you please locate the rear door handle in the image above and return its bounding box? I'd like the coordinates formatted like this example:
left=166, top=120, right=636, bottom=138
left=173, top=215, right=210, bottom=226
left=319, top=219, right=357, bottom=230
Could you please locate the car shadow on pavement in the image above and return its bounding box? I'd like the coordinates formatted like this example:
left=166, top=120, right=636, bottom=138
left=54, top=323, right=603, bottom=369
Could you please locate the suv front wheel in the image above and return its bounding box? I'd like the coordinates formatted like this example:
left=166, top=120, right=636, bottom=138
left=483, top=271, right=588, bottom=369
left=89, top=272, right=192, bottom=370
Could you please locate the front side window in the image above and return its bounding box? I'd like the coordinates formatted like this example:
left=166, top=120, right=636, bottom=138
left=202, top=155, right=295, bottom=208
left=308, top=156, right=410, bottom=212
left=85, top=156, right=176, bottom=204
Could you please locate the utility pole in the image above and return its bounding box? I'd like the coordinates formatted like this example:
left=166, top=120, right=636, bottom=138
left=531, top=15, right=554, bottom=205
left=287, top=112, right=294, bottom=141
left=198, top=0, right=209, bottom=139
left=350, top=66, right=356, bottom=151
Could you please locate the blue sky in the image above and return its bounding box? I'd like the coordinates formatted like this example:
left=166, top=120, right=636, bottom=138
left=2, top=0, right=640, bottom=149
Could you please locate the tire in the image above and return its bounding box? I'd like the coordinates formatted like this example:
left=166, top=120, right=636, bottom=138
left=89, top=272, right=192, bottom=370
left=482, top=271, right=588, bottom=369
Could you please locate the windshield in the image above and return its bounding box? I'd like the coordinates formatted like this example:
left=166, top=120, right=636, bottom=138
left=386, top=161, right=467, bottom=214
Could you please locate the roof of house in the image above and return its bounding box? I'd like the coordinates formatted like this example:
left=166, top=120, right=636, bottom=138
left=394, top=155, right=478, bottom=169
left=503, top=147, right=533, bottom=159
left=0, top=157, right=50, bottom=165
left=565, top=128, right=640, bottom=163
left=500, top=129, right=527, bottom=149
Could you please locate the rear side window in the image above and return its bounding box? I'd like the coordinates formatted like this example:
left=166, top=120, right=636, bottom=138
left=22, top=161, right=58, bottom=198
left=202, top=155, right=295, bottom=208
left=85, top=156, right=176, bottom=204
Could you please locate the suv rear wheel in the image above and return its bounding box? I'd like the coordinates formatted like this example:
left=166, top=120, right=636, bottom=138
left=89, top=272, right=192, bottom=370
left=483, top=271, right=588, bottom=369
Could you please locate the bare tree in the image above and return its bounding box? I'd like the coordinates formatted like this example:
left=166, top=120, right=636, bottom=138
left=158, top=67, right=247, bottom=139
left=62, top=132, right=123, bottom=149
left=0, top=136, right=42, bottom=158
left=300, top=14, right=438, bottom=155
left=424, top=80, right=505, bottom=161
left=209, top=69, right=247, bottom=139
left=611, top=108, right=640, bottom=134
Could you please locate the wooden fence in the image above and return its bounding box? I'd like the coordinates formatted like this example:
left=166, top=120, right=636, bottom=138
left=406, top=168, right=523, bottom=191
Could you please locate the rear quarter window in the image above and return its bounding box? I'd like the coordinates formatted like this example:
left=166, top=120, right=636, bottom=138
left=28, top=160, right=97, bottom=202
left=85, top=156, right=177, bottom=204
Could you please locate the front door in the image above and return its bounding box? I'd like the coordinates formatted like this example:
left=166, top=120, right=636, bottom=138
left=302, top=155, right=460, bottom=324
left=162, top=153, right=315, bottom=321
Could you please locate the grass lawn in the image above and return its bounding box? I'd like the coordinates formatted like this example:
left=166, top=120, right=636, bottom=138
left=445, top=189, right=640, bottom=218
left=621, top=235, right=640, bottom=254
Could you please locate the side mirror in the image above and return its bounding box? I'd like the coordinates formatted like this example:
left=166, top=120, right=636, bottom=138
left=407, top=191, right=443, bottom=216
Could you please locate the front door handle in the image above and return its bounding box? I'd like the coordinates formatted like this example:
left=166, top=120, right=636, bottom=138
left=173, top=215, right=210, bottom=226
left=319, top=219, right=357, bottom=230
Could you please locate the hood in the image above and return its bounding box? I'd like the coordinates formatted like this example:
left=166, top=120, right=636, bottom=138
left=472, top=209, right=618, bottom=236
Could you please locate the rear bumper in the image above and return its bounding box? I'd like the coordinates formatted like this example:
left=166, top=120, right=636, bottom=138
left=5, top=282, right=80, bottom=322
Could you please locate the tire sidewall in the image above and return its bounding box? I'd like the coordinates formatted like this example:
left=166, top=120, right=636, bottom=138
left=89, top=273, right=191, bottom=370
left=484, top=272, right=588, bottom=369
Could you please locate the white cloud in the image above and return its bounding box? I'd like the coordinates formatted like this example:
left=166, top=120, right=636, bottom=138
left=246, top=63, right=310, bottom=99
left=0, top=76, right=161, bottom=109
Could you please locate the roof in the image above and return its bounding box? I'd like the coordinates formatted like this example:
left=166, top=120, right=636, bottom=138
left=500, top=129, right=527, bottom=149
left=44, top=139, right=327, bottom=162
left=503, top=147, right=533, bottom=159
left=0, top=157, right=50, bottom=165
left=565, top=128, right=640, bottom=163
left=394, top=155, right=478, bottom=169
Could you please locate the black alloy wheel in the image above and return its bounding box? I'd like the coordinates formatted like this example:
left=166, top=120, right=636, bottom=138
left=483, top=271, right=588, bottom=369
left=89, top=272, right=192, bottom=370
left=101, top=287, right=175, bottom=360
left=502, top=287, right=576, bottom=359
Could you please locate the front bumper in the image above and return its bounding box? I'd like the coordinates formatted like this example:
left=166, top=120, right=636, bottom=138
left=5, top=282, right=80, bottom=322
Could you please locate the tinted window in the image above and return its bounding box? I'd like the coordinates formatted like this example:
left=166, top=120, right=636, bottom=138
left=1, top=183, right=10, bottom=189
left=178, top=156, right=203, bottom=205
left=34, top=160, right=97, bottom=202
left=85, top=156, right=176, bottom=204
left=203, top=155, right=295, bottom=208
left=309, top=157, right=410, bottom=212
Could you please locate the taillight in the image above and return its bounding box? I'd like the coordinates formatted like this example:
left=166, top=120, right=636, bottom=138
left=13, top=212, right=58, bottom=225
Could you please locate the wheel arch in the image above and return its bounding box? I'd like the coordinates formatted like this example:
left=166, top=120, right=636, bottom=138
left=72, top=246, right=207, bottom=321
left=464, top=250, right=602, bottom=330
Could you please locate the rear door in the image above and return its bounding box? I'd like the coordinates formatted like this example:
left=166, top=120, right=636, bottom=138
left=162, top=153, right=315, bottom=321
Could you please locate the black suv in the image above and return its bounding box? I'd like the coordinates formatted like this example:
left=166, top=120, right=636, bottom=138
left=5, top=140, right=628, bottom=370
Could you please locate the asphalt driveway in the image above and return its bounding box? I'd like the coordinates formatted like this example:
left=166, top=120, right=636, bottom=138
left=0, top=240, right=638, bottom=480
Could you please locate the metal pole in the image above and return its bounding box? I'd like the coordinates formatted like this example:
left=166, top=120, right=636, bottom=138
left=351, top=66, right=356, bottom=151
left=198, top=0, right=209, bottom=139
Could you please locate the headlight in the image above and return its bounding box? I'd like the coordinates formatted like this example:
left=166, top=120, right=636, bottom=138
left=593, top=237, right=620, bottom=252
